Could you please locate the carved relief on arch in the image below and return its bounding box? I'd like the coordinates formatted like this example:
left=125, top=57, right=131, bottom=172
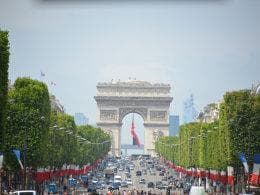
left=150, top=110, right=167, bottom=121
left=119, top=107, right=147, bottom=122
left=100, top=110, right=118, bottom=121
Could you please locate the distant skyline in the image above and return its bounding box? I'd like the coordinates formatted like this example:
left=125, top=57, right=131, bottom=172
left=74, top=112, right=89, bottom=126
left=1, top=0, right=259, bottom=124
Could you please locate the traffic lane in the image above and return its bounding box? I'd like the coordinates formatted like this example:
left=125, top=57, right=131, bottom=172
left=131, top=160, right=168, bottom=194
left=96, top=159, right=170, bottom=194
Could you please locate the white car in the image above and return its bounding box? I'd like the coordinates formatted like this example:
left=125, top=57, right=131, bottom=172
left=126, top=178, right=133, bottom=185
left=11, top=191, right=36, bottom=195
left=189, top=186, right=206, bottom=195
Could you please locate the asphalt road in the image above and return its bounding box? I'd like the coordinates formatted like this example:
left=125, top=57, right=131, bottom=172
left=93, top=159, right=183, bottom=195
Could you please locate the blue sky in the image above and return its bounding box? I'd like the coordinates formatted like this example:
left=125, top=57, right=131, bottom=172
left=1, top=0, right=259, bottom=144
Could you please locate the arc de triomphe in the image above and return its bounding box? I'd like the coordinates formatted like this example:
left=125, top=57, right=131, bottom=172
left=94, top=81, right=173, bottom=156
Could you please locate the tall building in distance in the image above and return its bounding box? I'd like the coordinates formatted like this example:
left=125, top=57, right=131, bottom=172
left=183, top=94, right=198, bottom=124
left=169, top=115, right=180, bottom=136
left=74, top=113, right=89, bottom=126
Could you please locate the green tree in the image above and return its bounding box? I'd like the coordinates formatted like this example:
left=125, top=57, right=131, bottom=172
left=222, top=90, right=260, bottom=169
left=4, top=77, right=50, bottom=169
left=77, top=125, right=111, bottom=165
left=0, top=30, right=10, bottom=151
left=46, top=112, right=78, bottom=168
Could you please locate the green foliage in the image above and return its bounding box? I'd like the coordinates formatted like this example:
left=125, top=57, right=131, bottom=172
left=4, top=77, right=51, bottom=169
left=43, top=112, right=78, bottom=168
left=0, top=30, right=10, bottom=151
left=3, top=77, right=111, bottom=172
left=155, top=90, right=260, bottom=173
left=43, top=113, right=111, bottom=168
left=77, top=125, right=111, bottom=165
left=223, top=90, right=260, bottom=169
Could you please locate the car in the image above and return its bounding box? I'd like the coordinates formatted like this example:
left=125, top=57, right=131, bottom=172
left=11, top=191, right=36, bottom=195
left=109, top=178, right=114, bottom=184
left=162, top=177, right=167, bottom=181
left=159, top=171, right=164, bottom=176
left=162, top=182, right=168, bottom=189
left=108, top=182, right=120, bottom=191
left=87, top=184, right=97, bottom=192
left=156, top=181, right=163, bottom=188
left=147, top=182, right=154, bottom=188
left=92, top=177, right=98, bottom=184
left=96, top=172, right=103, bottom=178
left=96, top=182, right=105, bottom=190
left=139, top=178, right=146, bottom=184
left=121, top=181, right=128, bottom=188
left=126, top=178, right=133, bottom=185
left=136, top=171, right=142, bottom=176
left=114, top=175, right=122, bottom=184
left=189, top=186, right=206, bottom=195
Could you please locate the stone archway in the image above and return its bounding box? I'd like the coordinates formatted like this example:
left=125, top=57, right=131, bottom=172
left=94, top=81, right=173, bottom=156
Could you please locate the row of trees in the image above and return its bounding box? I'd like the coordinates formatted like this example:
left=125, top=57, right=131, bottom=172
left=0, top=30, right=10, bottom=153
left=155, top=90, right=260, bottom=172
left=2, top=77, right=111, bottom=172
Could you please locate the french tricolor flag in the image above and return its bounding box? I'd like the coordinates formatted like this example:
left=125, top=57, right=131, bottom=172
left=250, top=154, right=260, bottom=186
left=239, top=153, right=249, bottom=173
left=130, top=114, right=140, bottom=147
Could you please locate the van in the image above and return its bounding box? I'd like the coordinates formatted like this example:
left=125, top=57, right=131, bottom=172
left=12, top=191, right=36, bottom=195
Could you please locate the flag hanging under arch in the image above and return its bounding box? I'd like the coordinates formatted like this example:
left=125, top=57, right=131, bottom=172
left=130, top=114, right=140, bottom=147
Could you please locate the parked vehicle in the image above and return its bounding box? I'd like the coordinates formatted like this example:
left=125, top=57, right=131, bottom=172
left=108, top=182, right=120, bottom=191
left=121, top=181, right=128, bottom=188
left=147, top=182, right=154, bottom=188
left=159, top=171, right=164, bottom=176
left=189, top=186, right=206, bottom=195
left=105, top=168, right=114, bottom=179
left=136, top=170, right=142, bottom=176
left=114, top=175, right=122, bottom=184
left=87, top=184, right=97, bottom=192
left=126, top=178, right=133, bottom=185
left=139, top=178, right=146, bottom=184
left=92, top=177, right=98, bottom=184
left=11, top=191, right=36, bottom=195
